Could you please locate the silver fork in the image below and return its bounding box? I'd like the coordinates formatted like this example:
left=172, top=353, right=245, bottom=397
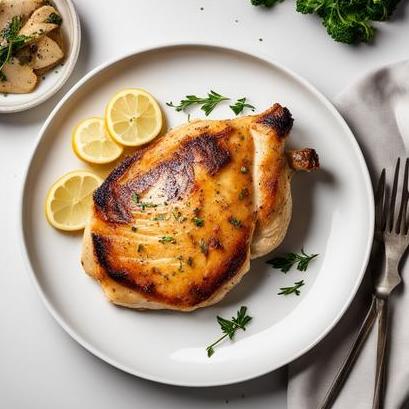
left=372, top=157, right=409, bottom=408
left=319, top=158, right=409, bottom=409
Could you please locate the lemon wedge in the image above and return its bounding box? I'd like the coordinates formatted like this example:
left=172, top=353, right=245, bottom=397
left=45, top=170, right=102, bottom=231
left=105, top=88, right=162, bottom=147
left=72, top=117, right=123, bottom=164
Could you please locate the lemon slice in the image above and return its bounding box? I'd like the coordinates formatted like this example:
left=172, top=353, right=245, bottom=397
left=72, top=117, right=123, bottom=164
left=45, top=170, right=102, bottom=231
left=105, top=88, right=162, bottom=147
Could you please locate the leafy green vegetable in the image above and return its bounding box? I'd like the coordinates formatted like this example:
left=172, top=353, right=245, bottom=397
left=267, top=249, right=318, bottom=273
left=206, top=306, right=252, bottom=357
left=278, top=280, right=305, bottom=296
left=251, top=0, right=283, bottom=6
left=250, top=0, right=401, bottom=44
left=230, top=98, right=256, bottom=115
left=167, top=90, right=229, bottom=116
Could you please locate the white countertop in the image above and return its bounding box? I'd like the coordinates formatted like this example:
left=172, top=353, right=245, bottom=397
left=1, top=1, right=408, bottom=408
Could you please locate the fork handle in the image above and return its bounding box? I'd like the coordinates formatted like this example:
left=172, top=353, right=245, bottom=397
left=372, top=298, right=389, bottom=409
left=319, top=295, right=378, bottom=409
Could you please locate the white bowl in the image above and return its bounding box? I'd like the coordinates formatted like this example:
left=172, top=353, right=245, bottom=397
left=0, top=0, right=81, bottom=113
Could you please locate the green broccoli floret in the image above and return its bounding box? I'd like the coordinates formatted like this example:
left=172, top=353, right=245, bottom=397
left=366, top=0, right=401, bottom=20
left=251, top=0, right=283, bottom=7
left=296, top=0, right=326, bottom=15
left=253, top=0, right=401, bottom=44
left=322, top=4, right=375, bottom=43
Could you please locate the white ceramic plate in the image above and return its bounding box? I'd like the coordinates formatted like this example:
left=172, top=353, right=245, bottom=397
left=0, top=0, right=80, bottom=113
left=20, top=43, right=374, bottom=387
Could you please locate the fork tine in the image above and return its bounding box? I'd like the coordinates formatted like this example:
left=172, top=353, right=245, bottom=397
left=375, top=169, right=386, bottom=231
left=396, top=158, right=409, bottom=234
left=388, top=158, right=400, bottom=232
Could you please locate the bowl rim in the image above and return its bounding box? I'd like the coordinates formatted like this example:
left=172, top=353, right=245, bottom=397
left=0, top=0, right=81, bottom=113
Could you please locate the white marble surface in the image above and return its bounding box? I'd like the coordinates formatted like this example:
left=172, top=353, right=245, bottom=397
left=1, top=1, right=408, bottom=408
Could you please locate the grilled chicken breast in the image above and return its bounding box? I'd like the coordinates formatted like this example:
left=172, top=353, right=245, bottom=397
left=81, top=104, right=319, bottom=311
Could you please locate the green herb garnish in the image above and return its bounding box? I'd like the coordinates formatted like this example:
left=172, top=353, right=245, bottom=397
left=192, top=216, right=204, bottom=227
left=167, top=90, right=229, bottom=116
left=278, top=280, right=305, bottom=296
left=131, top=192, right=140, bottom=203
left=130, top=192, right=157, bottom=211
left=239, top=188, right=249, bottom=200
left=229, top=217, right=242, bottom=228
left=199, top=239, right=209, bottom=256
left=0, top=17, right=31, bottom=76
left=45, top=12, right=63, bottom=25
left=267, top=249, right=318, bottom=273
left=230, top=98, right=256, bottom=115
left=139, top=202, right=157, bottom=211
left=159, top=236, right=176, bottom=244
left=206, top=306, right=252, bottom=357
left=153, top=214, right=167, bottom=221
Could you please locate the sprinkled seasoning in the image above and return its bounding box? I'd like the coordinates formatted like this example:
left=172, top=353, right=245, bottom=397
left=192, top=216, right=204, bottom=227
left=229, top=217, right=242, bottom=228
left=199, top=239, right=209, bottom=256
left=239, top=188, right=249, bottom=200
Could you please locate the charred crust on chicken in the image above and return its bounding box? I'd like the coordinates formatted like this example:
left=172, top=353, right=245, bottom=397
left=257, top=104, right=294, bottom=138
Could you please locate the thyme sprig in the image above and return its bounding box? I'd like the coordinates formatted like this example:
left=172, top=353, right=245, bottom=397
left=167, top=90, right=229, bottom=116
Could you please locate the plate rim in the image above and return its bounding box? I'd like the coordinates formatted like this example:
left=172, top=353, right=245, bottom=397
left=18, top=41, right=375, bottom=387
left=0, top=0, right=81, bottom=113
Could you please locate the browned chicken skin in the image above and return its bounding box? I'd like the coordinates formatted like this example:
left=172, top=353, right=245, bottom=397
left=81, top=104, right=319, bottom=311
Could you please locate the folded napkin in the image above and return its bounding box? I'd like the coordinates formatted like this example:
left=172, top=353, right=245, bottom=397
left=288, top=60, right=409, bottom=409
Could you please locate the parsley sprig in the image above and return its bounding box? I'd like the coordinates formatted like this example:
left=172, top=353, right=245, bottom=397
left=0, top=17, right=32, bottom=79
left=267, top=249, right=318, bottom=273
left=206, top=306, right=252, bottom=357
left=167, top=90, right=229, bottom=116
left=278, top=280, right=305, bottom=296
left=230, top=98, right=256, bottom=115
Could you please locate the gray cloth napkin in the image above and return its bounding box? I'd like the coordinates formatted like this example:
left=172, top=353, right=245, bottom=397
left=288, top=60, right=409, bottom=409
